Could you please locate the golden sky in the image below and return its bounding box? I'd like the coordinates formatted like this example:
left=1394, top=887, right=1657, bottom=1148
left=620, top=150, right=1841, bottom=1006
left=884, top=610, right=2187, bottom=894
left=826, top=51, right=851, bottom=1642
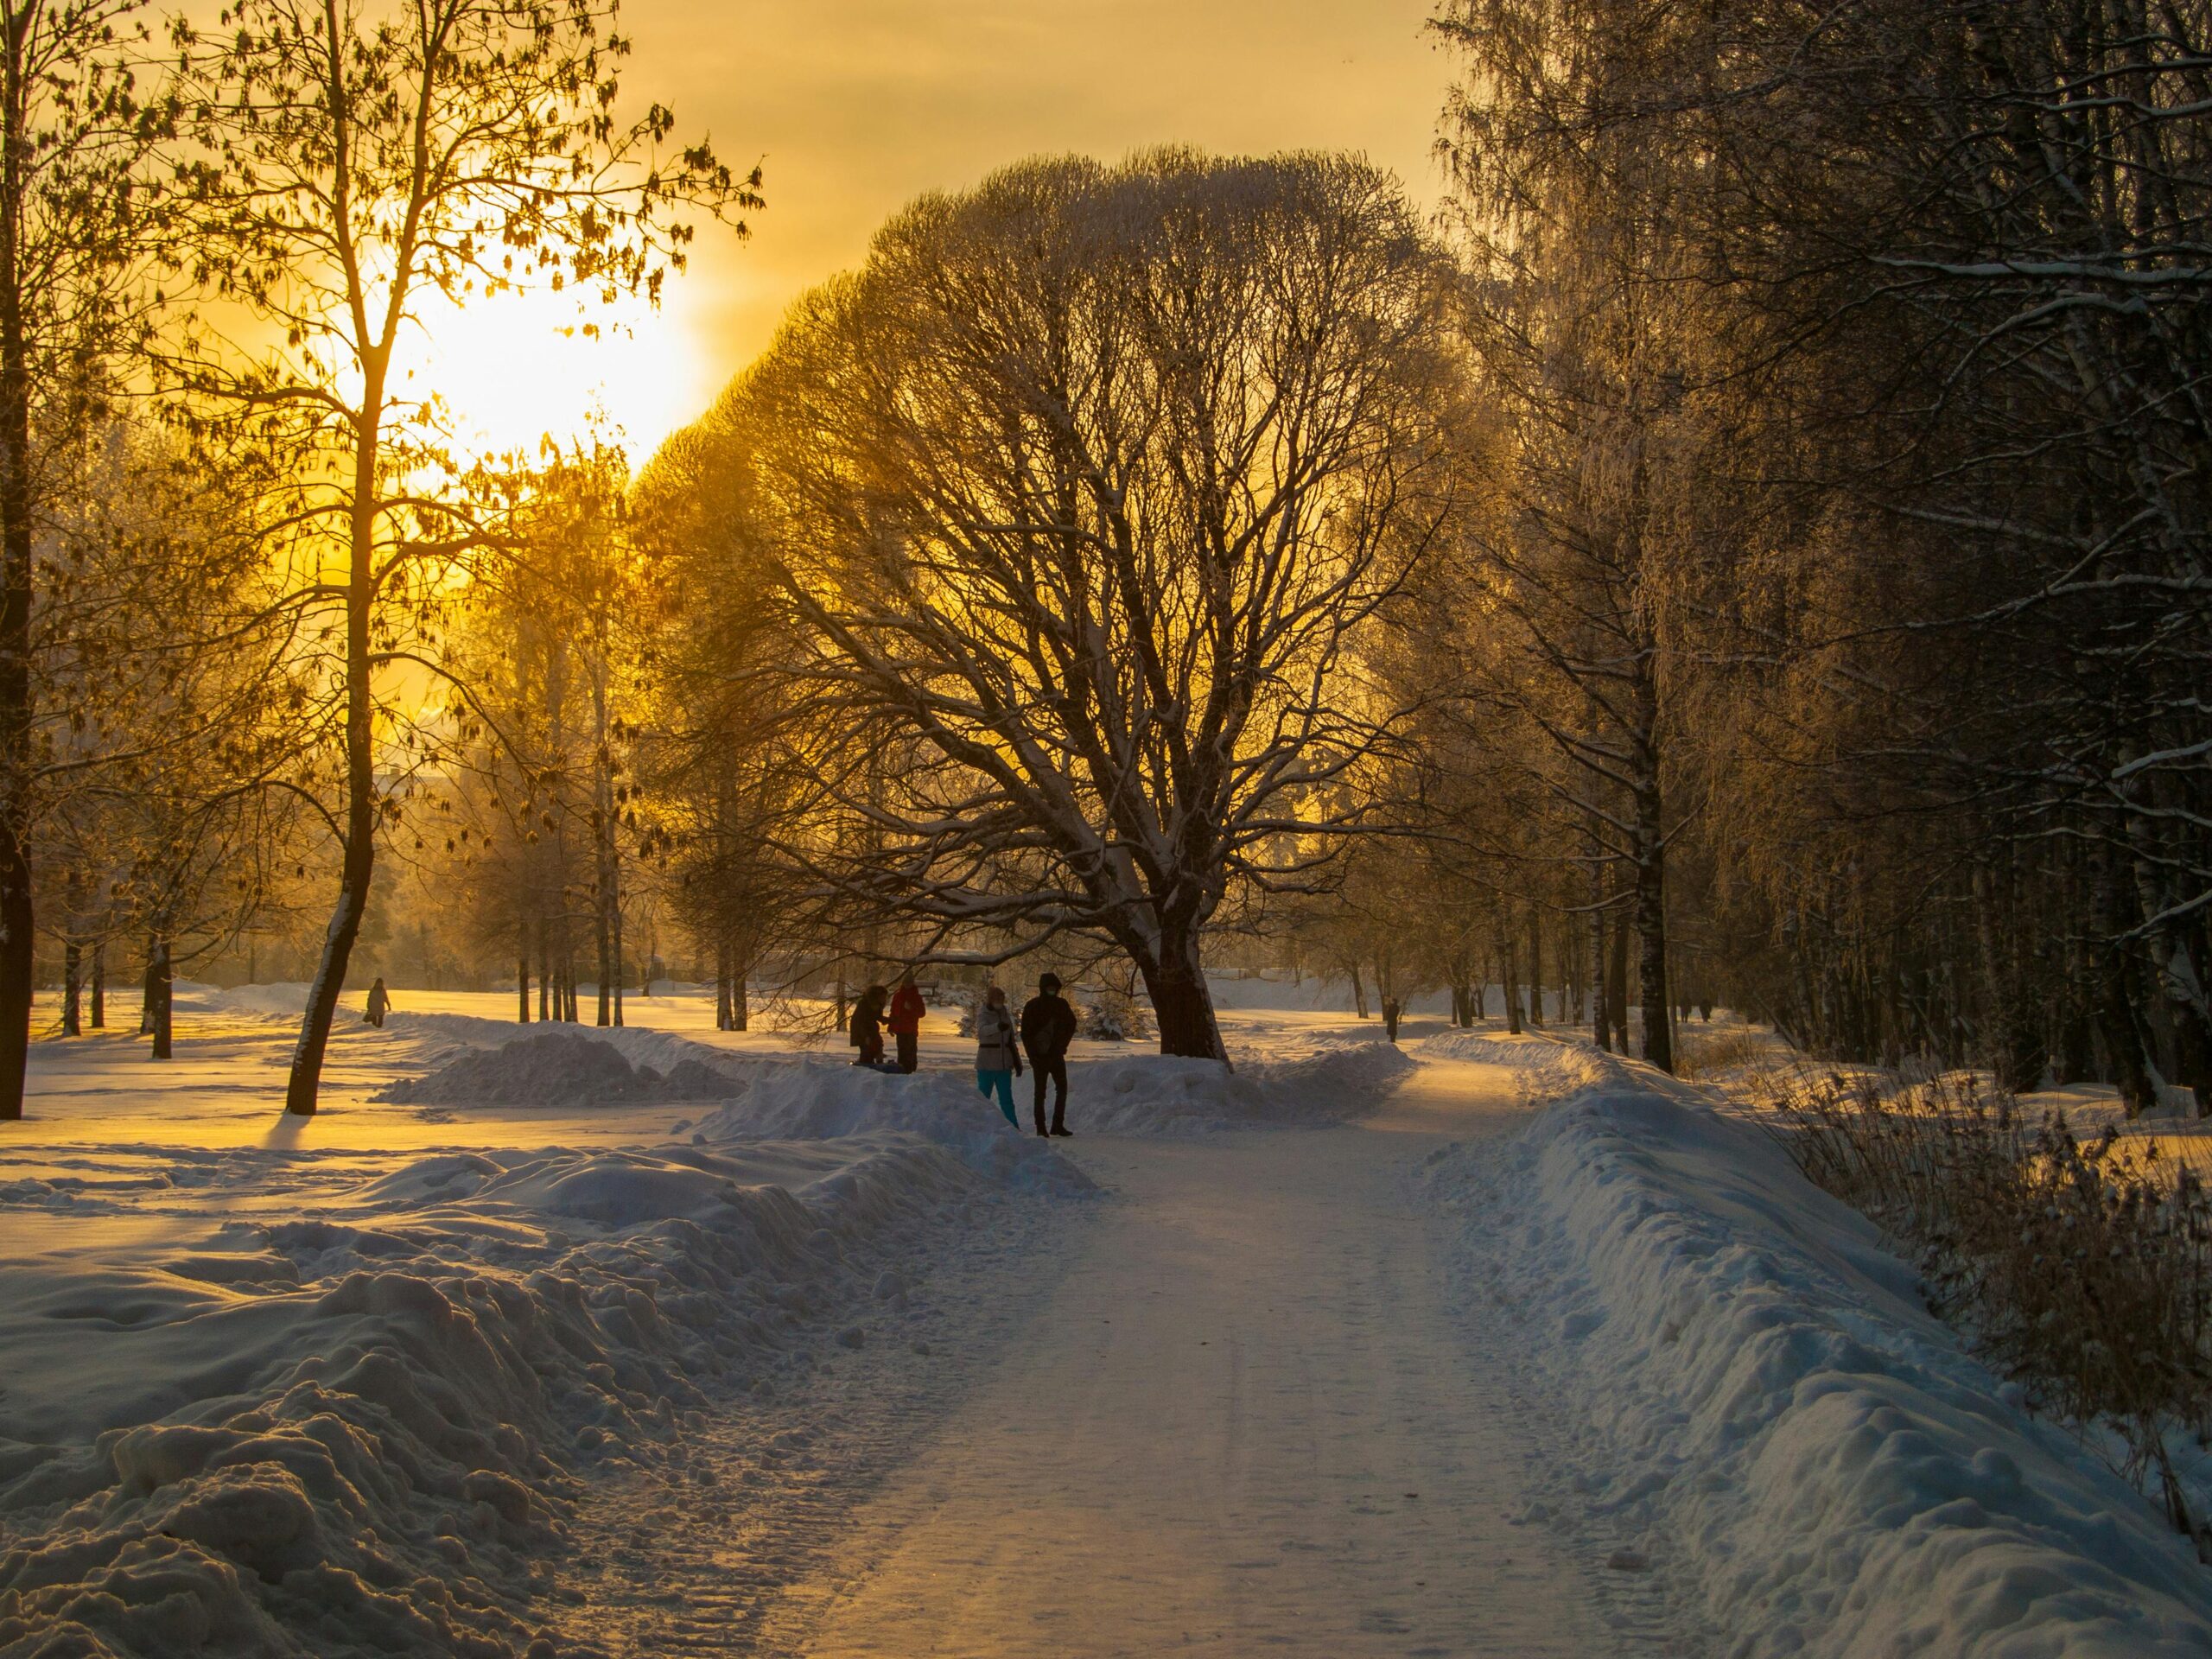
left=436, top=0, right=1450, bottom=461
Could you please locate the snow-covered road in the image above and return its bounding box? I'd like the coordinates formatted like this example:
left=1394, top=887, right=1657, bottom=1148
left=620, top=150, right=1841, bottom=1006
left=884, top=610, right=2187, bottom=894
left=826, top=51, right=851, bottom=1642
left=752, top=1055, right=1624, bottom=1658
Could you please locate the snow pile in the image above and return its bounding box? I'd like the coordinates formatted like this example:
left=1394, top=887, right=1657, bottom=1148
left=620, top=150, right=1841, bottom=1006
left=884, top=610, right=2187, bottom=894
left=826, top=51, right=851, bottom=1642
left=696, top=1038, right=1413, bottom=1144
left=1423, top=1034, right=2212, bottom=1657
left=0, top=1132, right=1033, bottom=1658
left=375, top=1030, right=739, bottom=1108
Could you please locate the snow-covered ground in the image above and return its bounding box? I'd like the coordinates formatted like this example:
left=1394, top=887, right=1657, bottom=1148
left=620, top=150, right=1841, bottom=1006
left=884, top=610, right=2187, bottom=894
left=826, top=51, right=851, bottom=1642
left=3, top=985, right=2206, bottom=1656
left=1421, top=1030, right=2212, bottom=1658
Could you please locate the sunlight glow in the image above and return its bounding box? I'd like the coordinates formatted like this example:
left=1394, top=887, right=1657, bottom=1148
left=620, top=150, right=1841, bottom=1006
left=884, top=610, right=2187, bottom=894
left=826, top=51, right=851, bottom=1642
left=400, top=281, right=721, bottom=465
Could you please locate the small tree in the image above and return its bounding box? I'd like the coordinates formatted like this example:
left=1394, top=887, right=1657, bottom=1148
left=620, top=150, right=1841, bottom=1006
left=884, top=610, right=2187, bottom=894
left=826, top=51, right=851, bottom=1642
left=165, top=0, right=757, bottom=1113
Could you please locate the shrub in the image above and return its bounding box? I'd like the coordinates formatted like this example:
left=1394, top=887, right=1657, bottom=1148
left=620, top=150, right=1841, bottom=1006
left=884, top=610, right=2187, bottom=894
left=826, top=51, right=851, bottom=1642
left=1761, top=1065, right=2212, bottom=1560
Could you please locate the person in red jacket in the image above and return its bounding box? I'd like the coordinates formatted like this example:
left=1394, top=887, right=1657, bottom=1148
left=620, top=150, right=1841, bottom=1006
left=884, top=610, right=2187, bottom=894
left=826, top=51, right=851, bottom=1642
left=887, top=970, right=926, bottom=1073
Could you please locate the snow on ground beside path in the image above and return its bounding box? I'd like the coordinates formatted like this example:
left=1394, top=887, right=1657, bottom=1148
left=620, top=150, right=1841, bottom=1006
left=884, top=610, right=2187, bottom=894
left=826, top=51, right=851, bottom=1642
left=0, top=1126, right=1065, bottom=1658
left=1421, top=1030, right=2212, bottom=1659
left=0, top=986, right=1414, bottom=1657
left=0, top=988, right=1100, bottom=1658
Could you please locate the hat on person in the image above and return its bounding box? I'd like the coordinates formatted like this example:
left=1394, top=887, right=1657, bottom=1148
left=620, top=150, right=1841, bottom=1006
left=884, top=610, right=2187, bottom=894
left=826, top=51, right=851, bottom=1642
left=1039, top=972, right=1061, bottom=992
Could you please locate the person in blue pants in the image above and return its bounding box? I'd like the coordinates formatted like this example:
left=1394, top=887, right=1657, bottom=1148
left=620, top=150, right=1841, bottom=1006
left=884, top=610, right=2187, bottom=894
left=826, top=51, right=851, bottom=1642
left=972, top=985, right=1023, bottom=1127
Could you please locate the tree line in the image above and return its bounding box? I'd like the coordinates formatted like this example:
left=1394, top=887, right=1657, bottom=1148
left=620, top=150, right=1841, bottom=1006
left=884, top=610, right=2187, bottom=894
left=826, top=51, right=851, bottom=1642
left=22, top=0, right=2208, bottom=1121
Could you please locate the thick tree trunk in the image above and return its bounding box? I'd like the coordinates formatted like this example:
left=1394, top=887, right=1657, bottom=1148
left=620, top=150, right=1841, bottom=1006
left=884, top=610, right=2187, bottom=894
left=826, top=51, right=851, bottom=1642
left=1501, top=933, right=1523, bottom=1035
left=1633, top=811, right=1672, bottom=1075
left=1606, top=899, right=1630, bottom=1050
left=1348, top=962, right=1369, bottom=1020
left=731, top=958, right=749, bottom=1032
left=61, top=940, right=79, bottom=1036
left=537, top=919, right=551, bottom=1021
left=1139, top=923, right=1226, bottom=1061
left=89, top=942, right=104, bottom=1028
left=715, top=939, right=732, bottom=1030
left=517, top=927, right=531, bottom=1022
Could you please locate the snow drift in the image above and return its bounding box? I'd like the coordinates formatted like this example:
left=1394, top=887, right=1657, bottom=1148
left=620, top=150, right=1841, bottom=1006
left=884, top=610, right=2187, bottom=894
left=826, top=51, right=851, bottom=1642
left=374, top=1030, right=739, bottom=1108
left=0, top=1129, right=1060, bottom=1657
left=1421, top=1033, right=2212, bottom=1658
left=694, top=1034, right=1414, bottom=1145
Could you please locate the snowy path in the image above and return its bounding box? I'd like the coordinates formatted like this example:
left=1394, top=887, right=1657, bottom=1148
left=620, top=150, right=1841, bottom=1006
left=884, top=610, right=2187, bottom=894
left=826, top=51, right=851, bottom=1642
left=747, top=1055, right=1623, bottom=1658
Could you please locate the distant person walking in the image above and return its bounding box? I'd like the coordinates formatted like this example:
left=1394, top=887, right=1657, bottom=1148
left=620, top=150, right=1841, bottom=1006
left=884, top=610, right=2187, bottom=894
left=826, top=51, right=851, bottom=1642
left=364, top=977, right=391, bottom=1028
left=972, top=985, right=1022, bottom=1128
left=850, top=983, right=889, bottom=1069
left=887, top=971, right=926, bottom=1074
left=1020, top=972, right=1078, bottom=1137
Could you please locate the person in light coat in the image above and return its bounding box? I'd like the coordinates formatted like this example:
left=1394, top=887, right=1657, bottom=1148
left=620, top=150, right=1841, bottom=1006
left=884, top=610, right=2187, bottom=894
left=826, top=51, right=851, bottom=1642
left=972, top=985, right=1023, bottom=1128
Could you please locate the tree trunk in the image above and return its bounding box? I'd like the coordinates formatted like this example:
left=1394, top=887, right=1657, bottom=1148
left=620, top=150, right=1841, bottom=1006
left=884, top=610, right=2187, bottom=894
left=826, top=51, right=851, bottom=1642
left=149, top=938, right=172, bottom=1061
left=61, top=939, right=79, bottom=1037
left=284, top=348, right=387, bottom=1116
left=731, top=957, right=749, bottom=1032
left=1606, top=902, right=1630, bottom=1050
left=1591, top=868, right=1611, bottom=1052
left=1526, top=909, right=1544, bottom=1028
left=715, top=939, right=732, bottom=1031
left=2092, top=842, right=2158, bottom=1116
left=594, top=884, right=612, bottom=1027
left=1633, top=805, right=1672, bottom=1073
left=0, top=41, right=32, bottom=1122
left=537, top=918, right=551, bottom=1021
left=1138, top=922, right=1226, bottom=1061
left=1348, top=962, right=1369, bottom=1019
left=89, top=941, right=104, bottom=1028
left=610, top=893, right=624, bottom=1028
left=1501, top=932, right=1523, bottom=1035
left=517, top=919, right=531, bottom=1022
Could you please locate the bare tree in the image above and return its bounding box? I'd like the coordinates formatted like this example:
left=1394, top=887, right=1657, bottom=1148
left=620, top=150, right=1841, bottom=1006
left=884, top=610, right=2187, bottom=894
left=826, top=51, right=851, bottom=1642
left=675, top=152, right=1466, bottom=1058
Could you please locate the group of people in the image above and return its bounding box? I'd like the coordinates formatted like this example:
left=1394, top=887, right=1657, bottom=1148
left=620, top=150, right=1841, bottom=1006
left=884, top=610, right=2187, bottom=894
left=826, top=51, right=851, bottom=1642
left=849, top=969, right=1078, bottom=1138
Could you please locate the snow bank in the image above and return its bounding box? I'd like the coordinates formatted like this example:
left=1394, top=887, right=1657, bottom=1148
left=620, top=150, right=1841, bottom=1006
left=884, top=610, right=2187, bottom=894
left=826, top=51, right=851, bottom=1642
left=375, top=1030, right=738, bottom=1108
left=1422, top=1034, right=2212, bottom=1657
left=0, top=1128, right=1040, bottom=1658
left=695, top=1036, right=1414, bottom=1145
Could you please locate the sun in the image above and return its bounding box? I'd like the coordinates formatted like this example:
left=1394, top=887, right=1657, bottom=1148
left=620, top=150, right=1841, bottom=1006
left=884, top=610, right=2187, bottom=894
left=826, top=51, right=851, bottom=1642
left=398, top=279, right=721, bottom=465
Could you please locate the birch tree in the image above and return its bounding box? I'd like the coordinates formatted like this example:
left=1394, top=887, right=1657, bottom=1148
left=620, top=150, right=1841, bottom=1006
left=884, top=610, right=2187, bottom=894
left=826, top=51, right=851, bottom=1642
left=165, top=0, right=756, bottom=1114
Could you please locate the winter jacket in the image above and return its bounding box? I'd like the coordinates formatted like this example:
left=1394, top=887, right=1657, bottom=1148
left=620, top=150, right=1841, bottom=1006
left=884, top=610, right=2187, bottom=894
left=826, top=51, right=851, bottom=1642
left=849, top=994, right=886, bottom=1051
left=974, top=1004, right=1021, bottom=1074
left=1019, top=992, right=1078, bottom=1065
left=887, top=984, right=926, bottom=1036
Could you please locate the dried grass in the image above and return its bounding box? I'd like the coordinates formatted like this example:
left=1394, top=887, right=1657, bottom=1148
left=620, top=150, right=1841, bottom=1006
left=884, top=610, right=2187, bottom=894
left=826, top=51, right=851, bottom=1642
left=1759, top=1064, right=2212, bottom=1560
left=1673, top=1027, right=1774, bottom=1078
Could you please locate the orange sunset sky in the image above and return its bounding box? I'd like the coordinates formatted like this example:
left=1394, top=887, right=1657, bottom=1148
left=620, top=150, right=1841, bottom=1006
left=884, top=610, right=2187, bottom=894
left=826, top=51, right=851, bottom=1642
left=429, top=0, right=1448, bottom=461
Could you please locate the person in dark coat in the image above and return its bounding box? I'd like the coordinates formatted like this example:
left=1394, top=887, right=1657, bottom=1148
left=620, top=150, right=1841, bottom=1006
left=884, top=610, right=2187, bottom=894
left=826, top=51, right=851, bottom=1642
left=887, top=971, right=926, bottom=1073
left=849, top=983, right=889, bottom=1068
left=364, top=977, right=391, bottom=1027
left=1020, top=972, right=1078, bottom=1136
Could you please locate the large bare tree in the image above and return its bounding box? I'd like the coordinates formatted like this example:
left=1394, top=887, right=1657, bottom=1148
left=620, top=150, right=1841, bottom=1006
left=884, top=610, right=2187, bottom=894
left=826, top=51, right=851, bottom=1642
left=673, top=152, right=1468, bottom=1058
